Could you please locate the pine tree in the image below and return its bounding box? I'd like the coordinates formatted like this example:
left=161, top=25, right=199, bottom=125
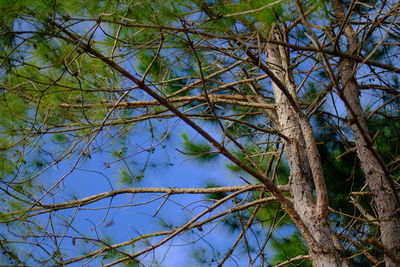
left=0, top=0, right=399, bottom=266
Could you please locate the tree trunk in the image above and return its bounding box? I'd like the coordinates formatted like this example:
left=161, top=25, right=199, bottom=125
left=330, top=1, right=400, bottom=266
left=265, top=28, right=346, bottom=266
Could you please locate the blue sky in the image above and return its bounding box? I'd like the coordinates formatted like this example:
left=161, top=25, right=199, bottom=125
left=21, top=118, right=275, bottom=266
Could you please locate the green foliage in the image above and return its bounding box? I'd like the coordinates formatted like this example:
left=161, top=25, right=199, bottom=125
left=369, top=113, right=400, bottom=178
left=196, top=0, right=284, bottom=34
left=0, top=212, right=11, bottom=222
left=314, top=113, right=364, bottom=214
left=117, top=168, right=143, bottom=186
left=111, top=147, right=128, bottom=159
left=162, top=74, right=190, bottom=96
left=225, top=144, right=288, bottom=180
left=102, top=248, right=119, bottom=260
left=225, top=0, right=283, bottom=25
left=0, top=93, right=28, bottom=130
left=204, top=183, right=228, bottom=200
left=222, top=213, right=242, bottom=231
left=191, top=247, right=217, bottom=265
left=0, top=0, right=398, bottom=266
left=254, top=197, right=292, bottom=228
left=136, top=51, right=161, bottom=76
left=225, top=112, right=259, bottom=136
left=52, top=134, right=69, bottom=143
left=122, top=259, right=141, bottom=267
left=269, top=232, right=311, bottom=266
left=0, top=142, right=32, bottom=182
left=181, top=132, right=218, bottom=161
left=300, top=82, right=320, bottom=104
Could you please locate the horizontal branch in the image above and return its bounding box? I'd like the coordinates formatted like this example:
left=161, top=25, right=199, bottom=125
left=275, top=255, right=311, bottom=267
left=62, top=196, right=277, bottom=265
left=1, top=185, right=289, bottom=221
left=58, top=94, right=276, bottom=110
left=31, top=111, right=288, bottom=140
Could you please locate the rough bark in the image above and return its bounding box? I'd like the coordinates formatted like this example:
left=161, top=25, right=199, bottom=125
left=330, top=1, right=400, bottom=266
left=265, top=28, right=346, bottom=266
